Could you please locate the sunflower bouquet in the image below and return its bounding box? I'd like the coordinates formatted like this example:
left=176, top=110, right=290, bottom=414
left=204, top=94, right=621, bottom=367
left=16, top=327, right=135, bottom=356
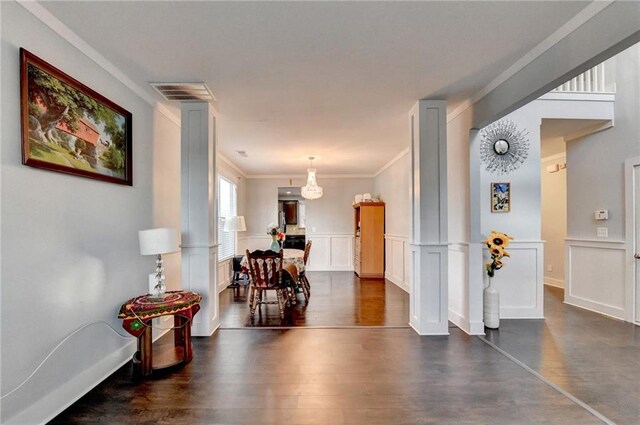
left=483, top=230, right=513, bottom=278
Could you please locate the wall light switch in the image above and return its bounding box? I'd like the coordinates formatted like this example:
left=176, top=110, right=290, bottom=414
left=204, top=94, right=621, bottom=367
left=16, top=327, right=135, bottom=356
left=547, top=265, right=553, bottom=272
left=597, top=227, right=608, bottom=238
left=594, top=210, right=609, bottom=220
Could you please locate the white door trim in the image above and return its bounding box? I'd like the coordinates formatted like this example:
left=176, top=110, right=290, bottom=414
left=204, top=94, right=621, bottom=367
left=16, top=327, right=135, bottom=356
left=624, top=156, right=640, bottom=324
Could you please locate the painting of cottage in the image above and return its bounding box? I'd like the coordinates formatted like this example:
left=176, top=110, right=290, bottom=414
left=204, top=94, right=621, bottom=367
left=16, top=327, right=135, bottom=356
left=21, top=49, right=132, bottom=185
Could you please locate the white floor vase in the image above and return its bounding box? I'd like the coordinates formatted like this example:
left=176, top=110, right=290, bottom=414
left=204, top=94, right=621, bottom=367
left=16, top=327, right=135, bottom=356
left=483, top=278, right=500, bottom=329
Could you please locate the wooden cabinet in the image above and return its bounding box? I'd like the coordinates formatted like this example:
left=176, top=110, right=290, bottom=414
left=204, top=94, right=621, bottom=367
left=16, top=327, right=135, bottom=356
left=283, top=201, right=298, bottom=224
left=353, top=202, right=385, bottom=278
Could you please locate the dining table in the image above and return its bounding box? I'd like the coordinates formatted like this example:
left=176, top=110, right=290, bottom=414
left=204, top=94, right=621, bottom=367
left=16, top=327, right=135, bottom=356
left=241, top=248, right=305, bottom=276
left=241, top=248, right=305, bottom=301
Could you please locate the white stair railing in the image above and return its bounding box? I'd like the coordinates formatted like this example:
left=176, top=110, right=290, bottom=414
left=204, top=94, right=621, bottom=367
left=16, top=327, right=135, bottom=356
left=553, top=63, right=612, bottom=93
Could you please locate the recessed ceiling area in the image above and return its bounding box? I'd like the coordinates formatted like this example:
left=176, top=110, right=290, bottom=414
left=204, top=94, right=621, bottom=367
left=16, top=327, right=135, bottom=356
left=39, top=1, right=591, bottom=175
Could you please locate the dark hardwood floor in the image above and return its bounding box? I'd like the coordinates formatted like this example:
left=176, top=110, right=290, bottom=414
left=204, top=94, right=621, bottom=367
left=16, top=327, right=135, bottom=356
left=484, top=285, right=640, bottom=425
left=50, top=284, right=635, bottom=424
left=51, top=327, right=602, bottom=425
left=219, top=271, right=409, bottom=328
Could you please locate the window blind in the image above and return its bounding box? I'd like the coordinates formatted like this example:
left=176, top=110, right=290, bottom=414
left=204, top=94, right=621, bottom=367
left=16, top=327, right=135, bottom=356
left=218, top=176, right=237, bottom=261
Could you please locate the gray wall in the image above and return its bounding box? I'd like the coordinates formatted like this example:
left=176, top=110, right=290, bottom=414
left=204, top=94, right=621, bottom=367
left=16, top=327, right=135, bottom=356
left=1, top=3, right=181, bottom=422
left=245, top=177, right=374, bottom=236
left=374, top=152, right=410, bottom=237
left=567, top=44, right=640, bottom=241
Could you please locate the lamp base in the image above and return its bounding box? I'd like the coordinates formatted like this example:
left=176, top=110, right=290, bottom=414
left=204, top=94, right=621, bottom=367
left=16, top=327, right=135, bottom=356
left=148, top=293, right=170, bottom=302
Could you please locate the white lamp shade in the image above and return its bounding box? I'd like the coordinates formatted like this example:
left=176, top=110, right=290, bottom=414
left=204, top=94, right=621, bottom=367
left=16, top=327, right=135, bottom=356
left=138, top=227, right=179, bottom=255
left=223, top=216, right=247, bottom=232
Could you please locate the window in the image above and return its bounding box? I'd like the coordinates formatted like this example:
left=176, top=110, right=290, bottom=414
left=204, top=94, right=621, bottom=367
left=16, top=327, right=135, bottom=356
left=218, top=176, right=237, bottom=261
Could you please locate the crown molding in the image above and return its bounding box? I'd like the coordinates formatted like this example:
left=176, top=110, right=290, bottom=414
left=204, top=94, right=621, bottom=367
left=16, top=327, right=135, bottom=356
left=18, top=0, right=181, bottom=127
left=246, top=174, right=374, bottom=180
left=374, top=147, right=409, bottom=177
left=446, top=1, right=614, bottom=124
left=217, top=154, right=248, bottom=179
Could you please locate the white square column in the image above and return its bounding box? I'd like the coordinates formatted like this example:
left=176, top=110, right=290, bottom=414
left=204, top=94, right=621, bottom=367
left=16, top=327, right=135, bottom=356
left=180, top=102, right=219, bottom=336
left=408, top=100, right=449, bottom=335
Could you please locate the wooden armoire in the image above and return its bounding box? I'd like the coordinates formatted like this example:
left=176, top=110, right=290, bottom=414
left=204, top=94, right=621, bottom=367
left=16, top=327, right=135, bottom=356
left=353, top=202, right=385, bottom=278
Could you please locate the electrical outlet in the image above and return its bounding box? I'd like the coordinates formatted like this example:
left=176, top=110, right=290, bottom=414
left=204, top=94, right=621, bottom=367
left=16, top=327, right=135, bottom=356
left=547, top=265, right=553, bottom=272
left=597, top=227, right=608, bottom=238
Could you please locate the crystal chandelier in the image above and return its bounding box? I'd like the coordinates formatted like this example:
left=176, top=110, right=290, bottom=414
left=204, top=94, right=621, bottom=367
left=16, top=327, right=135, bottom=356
left=301, top=156, right=323, bottom=200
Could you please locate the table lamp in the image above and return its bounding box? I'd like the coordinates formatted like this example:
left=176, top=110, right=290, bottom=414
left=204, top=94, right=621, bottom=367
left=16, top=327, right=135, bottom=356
left=138, top=227, right=179, bottom=300
left=223, top=216, right=247, bottom=232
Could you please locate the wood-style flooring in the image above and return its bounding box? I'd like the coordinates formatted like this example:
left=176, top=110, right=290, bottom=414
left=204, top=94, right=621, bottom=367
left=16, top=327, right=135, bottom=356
left=50, top=327, right=602, bottom=425
left=484, top=285, right=640, bottom=425
left=219, top=271, right=409, bottom=328
left=50, top=282, right=637, bottom=424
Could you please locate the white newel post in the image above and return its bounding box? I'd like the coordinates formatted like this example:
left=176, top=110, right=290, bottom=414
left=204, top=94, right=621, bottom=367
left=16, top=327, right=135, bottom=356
left=408, top=100, right=449, bottom=335
left=181, top=102, right=220, bottom=336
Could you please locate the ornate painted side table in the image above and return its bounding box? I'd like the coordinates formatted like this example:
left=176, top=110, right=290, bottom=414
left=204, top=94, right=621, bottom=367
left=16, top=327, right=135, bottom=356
left=118, top=291, right=201, bottom=377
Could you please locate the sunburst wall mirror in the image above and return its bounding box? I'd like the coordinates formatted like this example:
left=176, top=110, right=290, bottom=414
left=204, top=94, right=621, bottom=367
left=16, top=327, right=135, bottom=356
left=479, top=120, right=530, bottom=174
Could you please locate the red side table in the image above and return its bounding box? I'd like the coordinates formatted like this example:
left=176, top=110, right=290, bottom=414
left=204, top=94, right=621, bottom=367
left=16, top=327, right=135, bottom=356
left=118, top=291, right=201, bottom=377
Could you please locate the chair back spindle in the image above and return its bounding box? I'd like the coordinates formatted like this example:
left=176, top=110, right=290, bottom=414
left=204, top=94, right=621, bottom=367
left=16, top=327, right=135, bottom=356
left=303, top=241, right=312, bottom=265
left=246, top=249, right=283, bottom=289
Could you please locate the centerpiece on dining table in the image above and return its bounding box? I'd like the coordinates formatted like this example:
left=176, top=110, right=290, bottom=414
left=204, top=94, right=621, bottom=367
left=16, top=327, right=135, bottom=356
left=267, top=224, right=286, bottom=252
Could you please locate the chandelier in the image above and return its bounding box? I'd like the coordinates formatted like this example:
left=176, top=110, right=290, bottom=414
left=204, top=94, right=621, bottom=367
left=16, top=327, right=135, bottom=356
left=301, top=156, right=323, bottom=200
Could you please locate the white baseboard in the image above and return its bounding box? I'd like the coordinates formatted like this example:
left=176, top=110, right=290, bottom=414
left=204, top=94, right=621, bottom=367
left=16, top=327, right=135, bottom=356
left=564, top=297, right=625, bottom=321
left=468, top=321, right=486, bottom=335
left=448, top=309, right=467, bottom=332
left=544, top=277, right=565, bottom=288
left=385, top=272, right=409, bottom=293
left=2, top=322, right=135, bottom=425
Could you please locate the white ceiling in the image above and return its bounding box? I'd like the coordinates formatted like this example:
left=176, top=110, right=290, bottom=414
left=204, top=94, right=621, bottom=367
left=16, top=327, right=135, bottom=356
left=40, top=1, right=590, bottom=176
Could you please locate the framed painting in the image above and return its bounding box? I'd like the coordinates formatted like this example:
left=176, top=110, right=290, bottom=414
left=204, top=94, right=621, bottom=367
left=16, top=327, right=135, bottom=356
left=491, top=182, right=510, bottom=213
left=20, top=48, right=133, bottom=185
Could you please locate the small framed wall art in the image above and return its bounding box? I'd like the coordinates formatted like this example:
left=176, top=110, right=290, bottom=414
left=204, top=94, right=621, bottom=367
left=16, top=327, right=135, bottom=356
left=491, top=182, right=510, bottom=213
left=21, top=48, right=133, bottom=185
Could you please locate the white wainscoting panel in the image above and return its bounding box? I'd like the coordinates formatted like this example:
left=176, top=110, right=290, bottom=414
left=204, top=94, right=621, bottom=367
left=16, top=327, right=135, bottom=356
left=565, top=239, right=627, bottom=319
left=330, top=236, right=353, bottom=269
left=307, top=234, right=353, bottom=271
left=245, top=234, right=353, bottom=271
left=217, top=258, right=232, bottom=292
left=448, top=242, right=469, bottom=329
left=384, top=235, right=410, bottom=293
left=486, top=241, right=544, bottom=319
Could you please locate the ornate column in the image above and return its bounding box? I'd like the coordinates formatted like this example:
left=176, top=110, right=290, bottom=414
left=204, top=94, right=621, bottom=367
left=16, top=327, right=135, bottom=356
left=180, top=102, right=219, bottom=336
left=408, top=100, right=449, bottom=335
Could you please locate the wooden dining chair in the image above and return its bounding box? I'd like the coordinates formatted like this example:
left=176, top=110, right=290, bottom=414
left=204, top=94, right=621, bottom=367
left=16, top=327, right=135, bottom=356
left=246, top=249, right=287, bottom=319
left=298, top=241, right=312, bottom=295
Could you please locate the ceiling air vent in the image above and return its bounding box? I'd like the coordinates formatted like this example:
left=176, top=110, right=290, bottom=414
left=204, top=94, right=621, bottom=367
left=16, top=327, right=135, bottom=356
left=149, top=82, right=216, bottom=102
